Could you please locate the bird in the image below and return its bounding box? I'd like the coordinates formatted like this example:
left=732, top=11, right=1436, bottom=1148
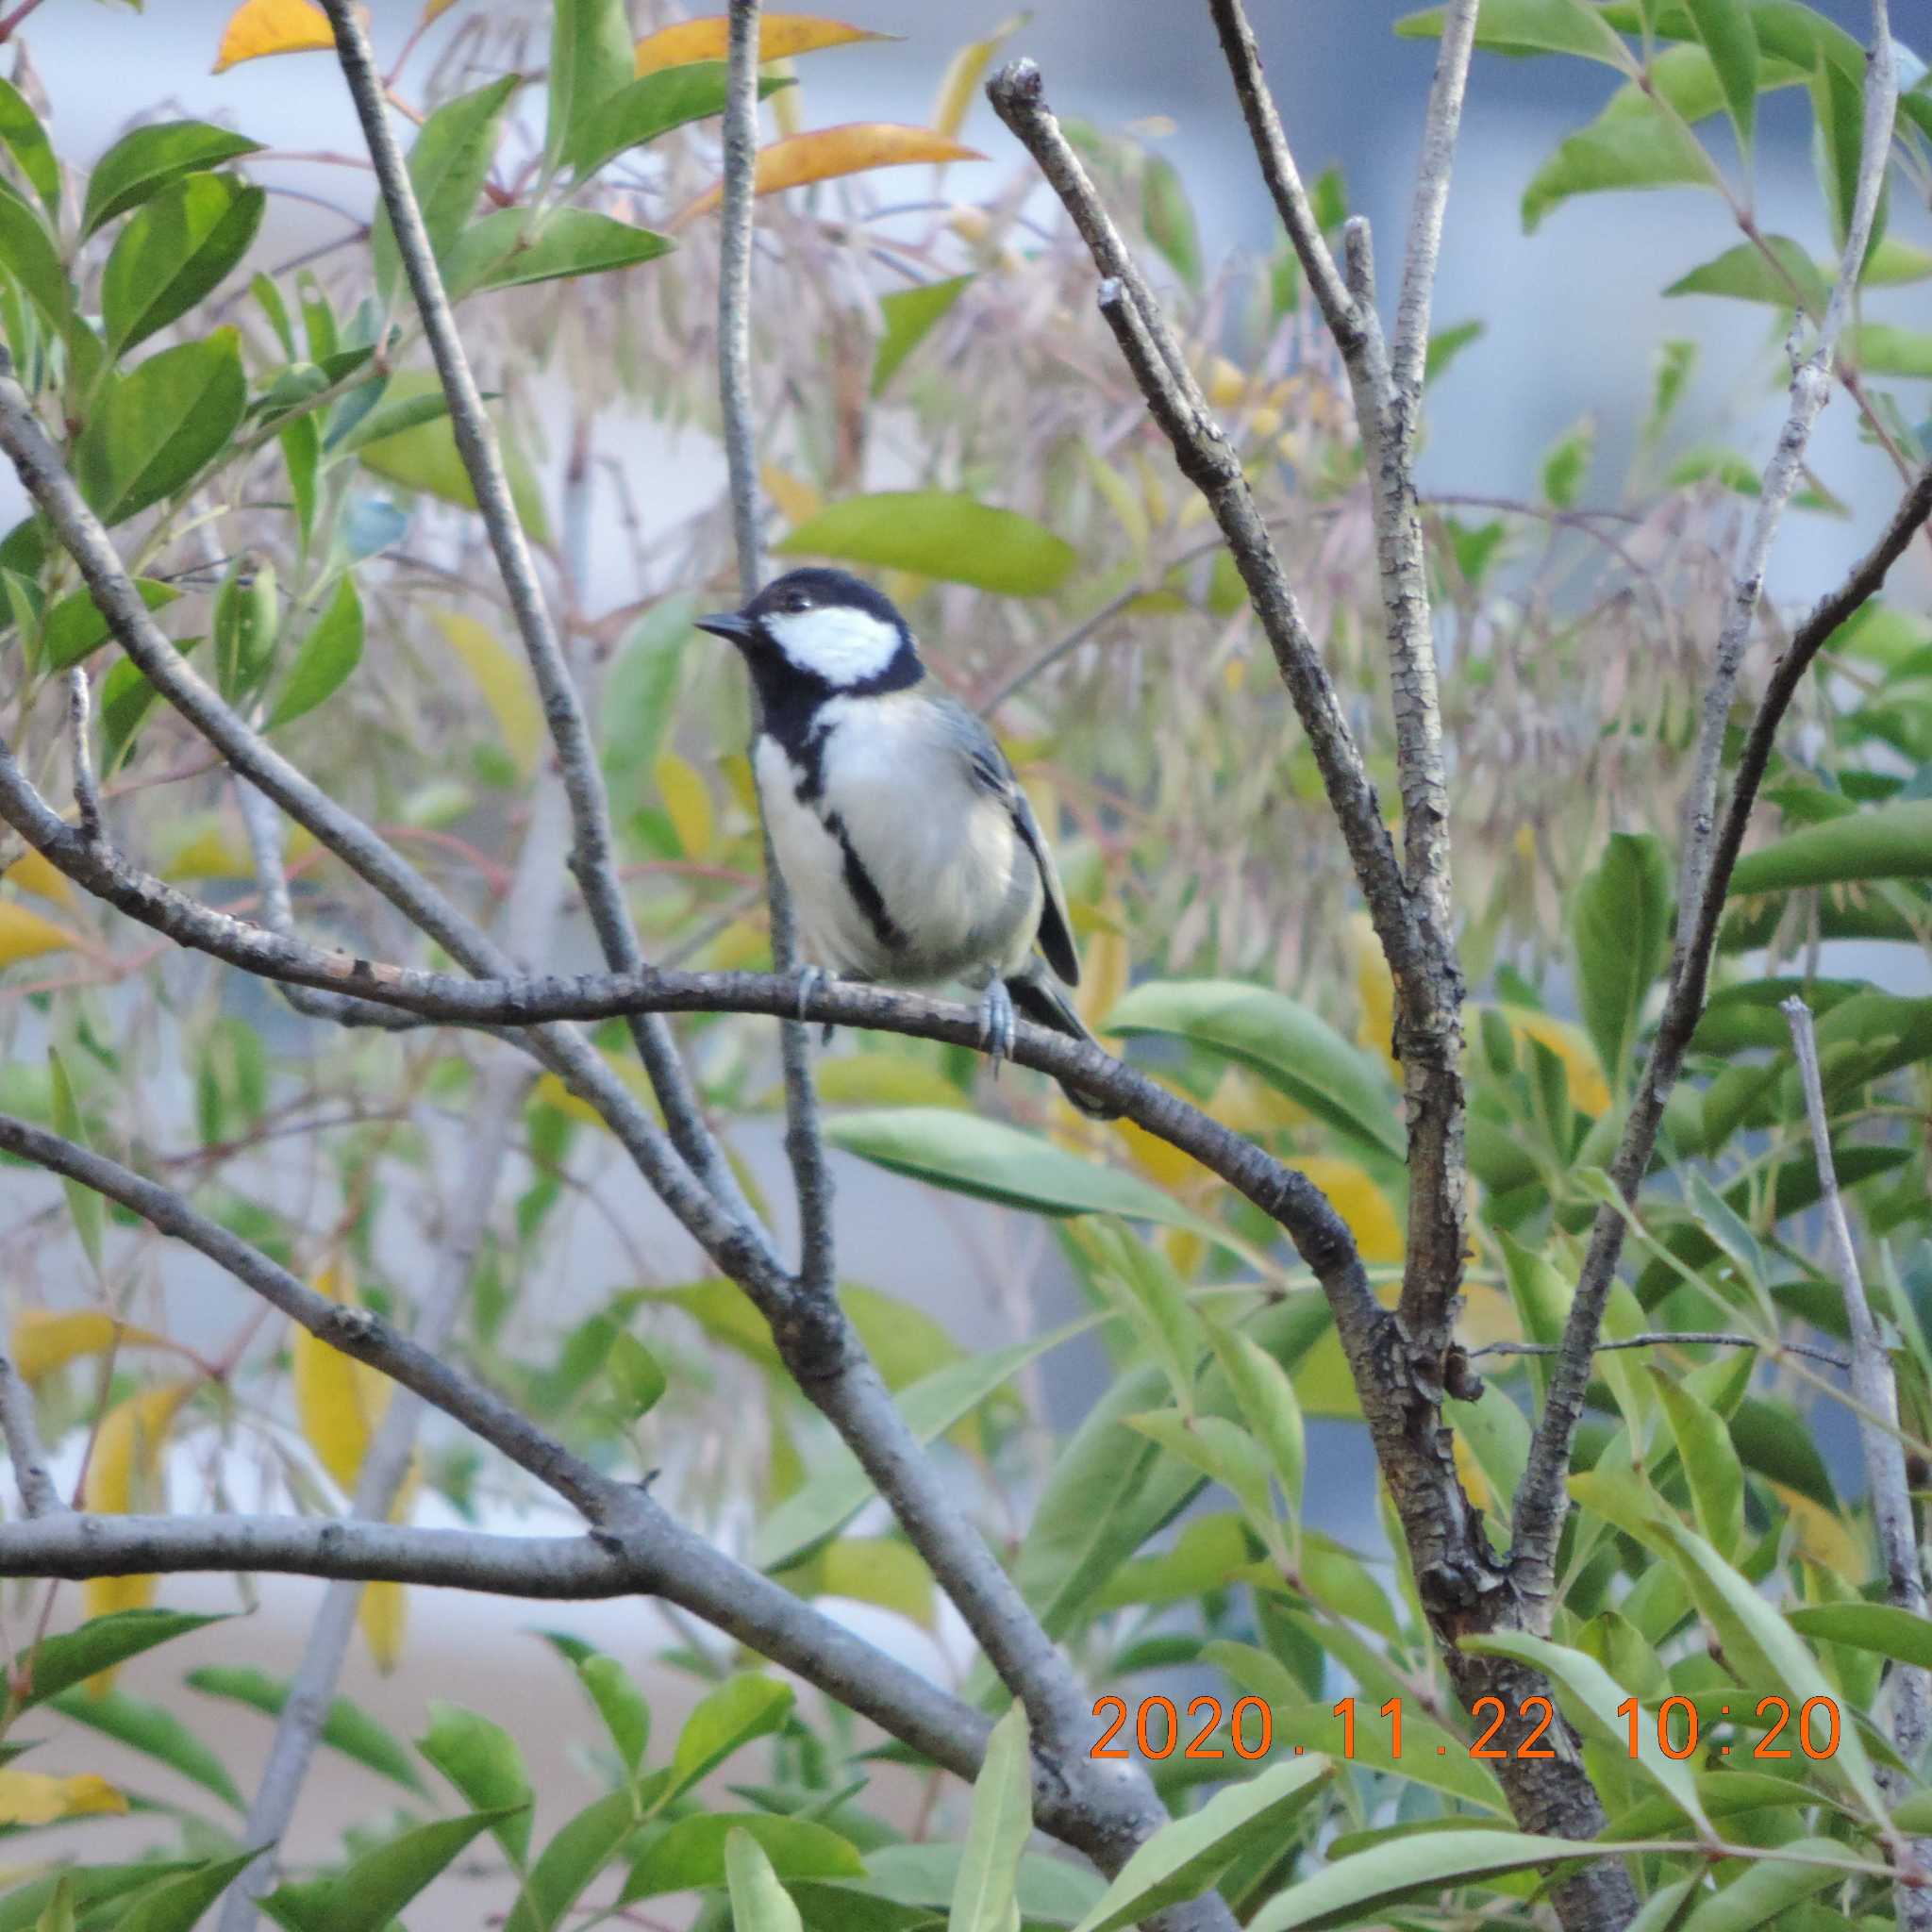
left=695, top=566, right=1120, bottom=1120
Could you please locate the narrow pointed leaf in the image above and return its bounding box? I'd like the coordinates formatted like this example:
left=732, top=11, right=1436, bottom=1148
left=186, top=1663, right=426, bottom=1793
left=83, top=122, right=263, bottom=235
left=725, top=1828, right=807, bottom=1932
left=680, top=125, right=984, bottom=222
left=774, top=490, right=1073, bottom=594
left=948, top=1704, right=1032, bottom=1932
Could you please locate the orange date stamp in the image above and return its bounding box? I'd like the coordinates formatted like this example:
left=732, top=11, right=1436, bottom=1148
left=1091, top=1693, right=1843, bottom=1762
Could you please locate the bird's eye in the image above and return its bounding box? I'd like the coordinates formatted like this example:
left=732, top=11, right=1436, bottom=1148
left=782, top=591, right=810, bottom=614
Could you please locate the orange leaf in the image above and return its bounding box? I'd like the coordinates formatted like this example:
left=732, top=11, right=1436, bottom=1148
left=634, top=12, right=894, bottom=76
left=677, top=125, right=983, bottom=225
left=212, top=0, right=334, bottom=73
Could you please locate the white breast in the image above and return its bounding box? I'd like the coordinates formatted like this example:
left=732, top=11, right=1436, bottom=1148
left=754, top=696, right=1042, bottom=988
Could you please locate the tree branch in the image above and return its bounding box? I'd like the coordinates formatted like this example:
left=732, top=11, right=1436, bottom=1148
left=314, top=0, right=746, bottom=1221
left=1510, top=3, right=1905, bottom=1601
left=717, top=0, right=834, bottom=1302
left=0, top=1350, right=63, bottom=1519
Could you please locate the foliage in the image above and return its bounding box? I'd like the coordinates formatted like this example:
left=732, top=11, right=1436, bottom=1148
left=0, top=0, right=1930, bottom=1928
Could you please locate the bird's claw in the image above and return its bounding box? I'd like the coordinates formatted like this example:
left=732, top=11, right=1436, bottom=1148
left=791, top=963, right=825, bottom=1022
left=978, top=980, right=1017, bottom=1079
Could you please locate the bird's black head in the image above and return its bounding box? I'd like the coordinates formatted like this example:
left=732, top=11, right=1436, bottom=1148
left=695, top=567, right=924, bottom=702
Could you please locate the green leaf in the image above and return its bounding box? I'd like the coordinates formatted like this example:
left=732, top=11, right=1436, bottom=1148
left=1785, top=1602, right=1932, bottom=1670
left=606, top=1331, right=668, bottom=1422
left=0, top=1868, right=208, bottom=1932
left=99, top=636, right=202, bottom=777
left=1394, top=0, right=1633, bottom=65
left=1200, top=1317, right=1305, bottom=1519
left=0, top=180, right=69, bottom=326
left=417, top=1701, right=533, bottom=1865
left=262, top=1809, right=519, bottom=1932
left=670, top=1674, right=794, bottom=1800
left=824, top=1108, right=1224, bottom=1234
left=577, top=1654, right=651, bottom=1772
left=503, top=1788, right=641, bottom=1932
left=1073, top=1758, right=1330, bottom=1932
left=774, top=491, right=1076, bottom=595
left=752, top=1315, right=1095, bottom=1570
left=623, top=1814, right=864, bottom=1901
left=1809, top=50, right=1870, bottom=258
left=1683, top=0, right=1758, bottom=154
left=1461, top=1628, right=1711, bottom=1832
left=1644, top=1514, right=1886, bottom=1818
left=1853, top=324, right=1932, bottom=377
left=1424, top=318, right=1484, bottom=383
left=948, top=1703, right=1032, bottom=1932
left=83, top=122, right=263, bottom=237
left=354, top=369, right=551, bottom=540
left=1650, top=1374, right=1744, bottom=1558
left=266, top=575, right=363, bottom=729
left=1083, top=1221, right=1201, bottom=1408
left=1666, top=233, right=1826, bottom=310
left=101, top=174, right=264, bottom=357
left=548, top=0, right=637, bottom=176
left=1645, top=336, right=1697, bottom=441
left=0, top=77, right=56, bottom=213
left=47, top=1686, right=242, bottom=1810
left=1862, top=236, right=1932, bottom=286
left=1541, top=412, right=1595, bottom=508
left=1106, top=978, right=1402, bottom=1160
left=571, top=62, right=789, bottom=181
left=1521, top=63, right=1718, bottom=233
left=186, top=1663, right=427, bottom=1794
left=1124, top=1410, right=1276, bottom=1530
left=1677, top=1838, right=1848, bottom=1931
left=324, top=385, right=452, bottom=459
left=280, top=414, right=319, bottom=551
left=873, top=274, right=974, bottom=394
left=1244, top=1830, right=1600, bottom=1931
left=443, top=206, right=674, bottom=298
left=601, top=595, right=691, bottom=795
left=1728, top=800, right=1932, bottom=893
left=725, top=1828, right=806, bottom=1932
left=1141, top=154, right=1200, bottom=291
left=41, top=578, right=180, bottom=674
left=1570, top=831, right=1671, bottom=1091
left=212, top=552, right=277, bottom=701
left=110, top=1853, right=261, bottom=1932
left=373, top=75, right=519, bottom=307
left=47, top=1052, right=94, bottom=1268
left=75, top=329, right=246, bottom=525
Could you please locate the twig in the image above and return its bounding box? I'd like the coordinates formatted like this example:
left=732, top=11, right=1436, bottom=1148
left=314, top=0, right=749, bottom=1224
left=0, top=1350, right=63, bottom=1518
left=1784, top=998, right=1932, bottom=1856
left=65, top=670, right=101, bottom=845
left=1469, top=1331, right=1850, bottom=1371
left=1511, top=0, right=1905, bottom=1605
left=717, top=0, right=835, bottom=1302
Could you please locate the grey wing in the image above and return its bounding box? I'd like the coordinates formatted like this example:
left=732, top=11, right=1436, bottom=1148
left=938, top=700, right=1082, bottom=988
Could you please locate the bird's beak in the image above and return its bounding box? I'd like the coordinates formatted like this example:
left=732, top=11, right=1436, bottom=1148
left=694, top=610, right=754, bottom=643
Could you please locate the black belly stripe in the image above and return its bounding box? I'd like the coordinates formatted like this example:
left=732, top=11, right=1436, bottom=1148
left=824, top=809, right=908, bottom=954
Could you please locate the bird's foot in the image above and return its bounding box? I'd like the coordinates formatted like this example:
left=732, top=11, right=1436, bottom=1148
left=978, top=980, right=1017, bottom=1079
left=791, top=962, right=825, bottom=1022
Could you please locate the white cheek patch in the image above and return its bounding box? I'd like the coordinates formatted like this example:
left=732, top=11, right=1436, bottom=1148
left=766, top=606, right=902, bottom=684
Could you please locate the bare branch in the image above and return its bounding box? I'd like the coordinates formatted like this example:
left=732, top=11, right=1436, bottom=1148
left=1785, top=1001, right=1932, bottom=1693
left=1470, top=1331, right=1850, bottom=1371
left=314, top=0, right=745, bottom=1218
left=0, top=1350, right=63, bottom=1519
left=1391, top=0, right=1480, bottom=408
left=1511, top=6, right=1907, bottom=1599
left=65, top=669, right=100, bottom=844
left=717, top=0, right=835, bottom=1301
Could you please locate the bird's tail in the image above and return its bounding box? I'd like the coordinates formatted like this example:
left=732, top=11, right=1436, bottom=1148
left=1005, top=965, right=1122, bottom=1121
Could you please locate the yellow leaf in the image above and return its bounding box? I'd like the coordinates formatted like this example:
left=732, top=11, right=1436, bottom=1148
left=531, top=1058, right=665, bottom=1133
left=83, top=1380, right=194, bottom=1677
left=788, top=1535, right=934, bottom=1627
left=1208, top=1065, right=1310, bottom=1135
left=1453, top=1428, right=1490, bottom=1509
left=0, top=1771, right=126, bottom=1825
left=212, top=0, right=332, bottom=73
left=161, top=819, right=256, bottom=882
left=421, top=0, right=460, bottom=23
left=1775, top=1485, right=1863, bottom=1574
left=433, top=609, right=542, bottom=778
left=1203, top=355, right=1247, bottom=409
left=1498, top=1006, right=1612, bottom=1118
left=1347, top=911, right=1397, bottom=1077
left=1299, top=1156, right=1404, bottom=1265
left=720, top=751, right=758, bottom=818
left=359, top=1578, right=407, bottom=1673
left=293, top=1265, right=389, bottom=1492
left=929, top=11, right=1027, bottom=143
left=1075, top=924, right=1130, bottom=1037
left=678, top=125, right=984, bottom=224
left=634, top=12, right=894, bottom=75
left=808, top=1055, right=968, bottom=1110
left=3, top=848, right=73, bottom=907
left=760, top=462, right=823, bottom=527
left=12, top=1310, right=169, bottom=1383
left=654, top=751, right=716, bottom=860
left=1457, top=1282, right=1520, bottom=1349
left=0, top=900, right=78, bottom=967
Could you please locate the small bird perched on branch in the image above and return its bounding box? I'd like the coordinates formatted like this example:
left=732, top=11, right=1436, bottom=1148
left=697, top=567, right=1119, bottom=1119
